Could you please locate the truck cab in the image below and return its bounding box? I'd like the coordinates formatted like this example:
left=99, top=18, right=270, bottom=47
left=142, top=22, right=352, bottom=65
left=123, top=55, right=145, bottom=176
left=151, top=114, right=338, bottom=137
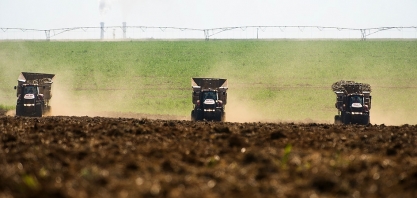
left=15, top=84, right=44, bottom=117
left=346, top=94, right=369, bottom=112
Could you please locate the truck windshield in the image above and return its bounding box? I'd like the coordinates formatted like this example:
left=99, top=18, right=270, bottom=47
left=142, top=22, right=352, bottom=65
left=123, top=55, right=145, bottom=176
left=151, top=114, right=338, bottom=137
left=203, top=92, right=217, bottom=100
left=24, top=86, right=37, bottom=94
left=350, top=96, right=362, bottom=104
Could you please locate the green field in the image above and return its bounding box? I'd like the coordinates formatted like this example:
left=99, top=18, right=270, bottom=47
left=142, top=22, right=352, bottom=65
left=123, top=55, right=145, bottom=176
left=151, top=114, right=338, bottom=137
left=1, top=40, right=416, bottom=125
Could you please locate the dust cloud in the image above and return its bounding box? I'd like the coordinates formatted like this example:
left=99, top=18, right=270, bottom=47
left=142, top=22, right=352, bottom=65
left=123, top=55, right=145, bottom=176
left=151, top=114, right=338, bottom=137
left=45, top=69, right=170, bottom=120
left=6, top=110, right=15, bottom=116
left=47, top=70, right=122, bottom=117
left=366, top=85, right=417, bottom=125
left=370, top=107, right=417, bottom=125
left=48, top=77, right=98, bottom=117
left=225, top=93, right=266, bottom=123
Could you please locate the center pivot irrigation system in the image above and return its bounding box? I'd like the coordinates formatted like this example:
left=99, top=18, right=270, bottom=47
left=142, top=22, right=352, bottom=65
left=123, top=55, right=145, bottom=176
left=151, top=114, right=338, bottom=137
left=1, top=25, right=416, bottom=41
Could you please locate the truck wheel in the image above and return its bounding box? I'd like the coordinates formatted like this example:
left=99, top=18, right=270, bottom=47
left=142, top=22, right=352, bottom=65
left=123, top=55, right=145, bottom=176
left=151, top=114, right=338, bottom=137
left=221, top=112, right=226, bottom=122
left=15, top=105, right=22, bottom=116
left=216, top=114, right=222, bottom=121
left=191, top=110, right=196, bottom=121
left=334, top=115, right=342, bottom=124
left=197, top=110, right=205, bottom=121
left=192, top=110, right=203, bottom=121
left=35, top=105, right=43, bottom=117
left=362, top=115, right=370, bottom=125
left=343, top=114, right=351, bottom=125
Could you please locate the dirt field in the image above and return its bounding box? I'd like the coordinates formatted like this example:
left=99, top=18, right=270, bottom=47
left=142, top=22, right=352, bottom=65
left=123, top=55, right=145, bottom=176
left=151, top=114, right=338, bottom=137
left=1, top=115, right=416, bottom=198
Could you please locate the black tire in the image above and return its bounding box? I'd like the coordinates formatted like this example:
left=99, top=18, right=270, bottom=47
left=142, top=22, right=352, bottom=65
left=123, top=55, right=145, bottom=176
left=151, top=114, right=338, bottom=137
left=15, top=105, right=23, bottom=116
left=197, top=110, right=204, bottom=121
left=35, top=105, right=43, bottom=117
left=361, top=115, right=370, bottom=125
left=221, top=112, right=226, bottom=122
left=334, top=115, right=342, bottom=124
left=216, top=114, right=222, bottom=122
left=343, top=114, right=351, bottom=125
left=191, top=110, right=196, bottom=121
left=192, top=109, right=204, bottom=121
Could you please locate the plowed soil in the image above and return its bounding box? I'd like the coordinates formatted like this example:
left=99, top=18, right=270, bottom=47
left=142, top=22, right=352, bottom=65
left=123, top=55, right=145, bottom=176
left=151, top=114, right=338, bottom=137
left=1, top=115, right=416, bottom=198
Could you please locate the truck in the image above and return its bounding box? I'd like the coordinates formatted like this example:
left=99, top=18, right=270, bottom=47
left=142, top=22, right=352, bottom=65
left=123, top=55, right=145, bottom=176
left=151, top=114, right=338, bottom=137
left=191, top=78, right=228, bottom=121
left=332, top=80, right=372, bottom=125
left=14, top=72, right=55, bottom=117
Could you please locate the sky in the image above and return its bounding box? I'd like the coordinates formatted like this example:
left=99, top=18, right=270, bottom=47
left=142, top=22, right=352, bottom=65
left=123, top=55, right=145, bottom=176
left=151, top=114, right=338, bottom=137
left=0, top=0, right=416, bottom=39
